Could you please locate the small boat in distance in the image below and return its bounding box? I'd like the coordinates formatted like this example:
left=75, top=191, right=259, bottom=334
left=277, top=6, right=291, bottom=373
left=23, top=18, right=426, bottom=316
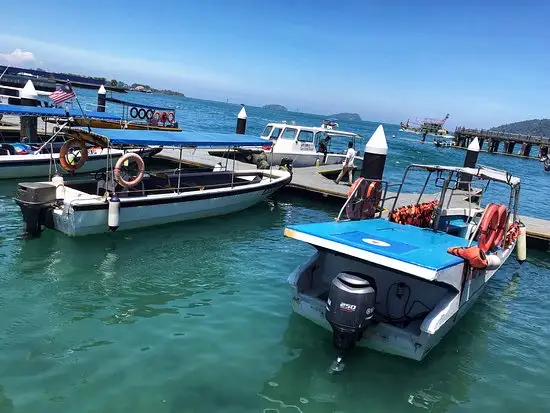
left=284, top=159, right=525, bottom=368
left=15, top=128, right=291, bottom=237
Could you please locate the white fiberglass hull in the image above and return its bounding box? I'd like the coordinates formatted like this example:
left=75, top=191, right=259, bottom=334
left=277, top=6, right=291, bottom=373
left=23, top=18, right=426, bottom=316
left=288, top=243, right=514, bottom=361
left=51, top=170, right=291, bottom=236
left=0, top=149, right=125, bottom=180
left=267, top=152, right=363, bottom=170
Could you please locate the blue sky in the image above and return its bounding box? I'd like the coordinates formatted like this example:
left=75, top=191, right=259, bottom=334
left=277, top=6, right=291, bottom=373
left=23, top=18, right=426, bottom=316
left=0, top=0, right=548, bottom=128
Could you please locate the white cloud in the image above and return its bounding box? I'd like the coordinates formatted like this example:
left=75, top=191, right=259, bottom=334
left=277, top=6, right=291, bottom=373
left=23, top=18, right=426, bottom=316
left=0, top=48, right=35, bottom=66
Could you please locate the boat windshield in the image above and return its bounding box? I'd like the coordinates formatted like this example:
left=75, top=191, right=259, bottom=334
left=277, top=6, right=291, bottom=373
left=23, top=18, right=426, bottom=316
left=261, top=125, right=273, bottom=137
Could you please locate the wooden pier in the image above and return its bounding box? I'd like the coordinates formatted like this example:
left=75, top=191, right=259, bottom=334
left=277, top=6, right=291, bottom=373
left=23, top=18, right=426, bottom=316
left=157, top=149, right=550, bottom=252
left=454, top=127, right=550, bottom=159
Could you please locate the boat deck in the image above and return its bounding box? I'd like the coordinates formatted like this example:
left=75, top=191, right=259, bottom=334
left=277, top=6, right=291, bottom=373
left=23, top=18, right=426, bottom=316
left=285, top=219, right=471, bottom=274
left=157, top=148, right=550, bottom=252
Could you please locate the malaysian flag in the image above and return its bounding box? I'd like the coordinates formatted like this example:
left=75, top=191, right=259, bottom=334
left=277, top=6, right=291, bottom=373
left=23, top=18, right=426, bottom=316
left=49, top=81, right=76, bottom=105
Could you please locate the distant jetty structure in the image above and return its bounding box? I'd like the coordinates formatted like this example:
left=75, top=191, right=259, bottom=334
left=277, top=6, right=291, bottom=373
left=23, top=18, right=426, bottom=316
left=454, top=126, right=550, bottom=159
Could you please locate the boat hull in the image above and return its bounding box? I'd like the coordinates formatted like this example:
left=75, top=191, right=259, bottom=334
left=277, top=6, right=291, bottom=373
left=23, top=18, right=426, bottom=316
left=70, top=118, right=182, bottom=132
left=287, top=240, right=514, bottom=361
left=51, top=172, right=291, bottom=236
left=0, top=150, right=124, bottom=179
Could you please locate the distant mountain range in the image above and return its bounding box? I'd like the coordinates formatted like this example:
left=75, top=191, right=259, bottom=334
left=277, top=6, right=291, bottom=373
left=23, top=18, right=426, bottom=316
left=327, top=112, right=362, bottom=121
left=490, top=119, right=550, bottom=137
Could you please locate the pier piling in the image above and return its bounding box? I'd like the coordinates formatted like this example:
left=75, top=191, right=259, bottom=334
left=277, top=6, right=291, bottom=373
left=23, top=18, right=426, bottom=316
left=360, top=124, right=388, bottom=180
left=236, top=105, right=247, bottom=134
left=458, top=137, right=480, bottom=190
left=97, top=85, right=106, bottom=112
left=19, top=80, right=38, bottom=143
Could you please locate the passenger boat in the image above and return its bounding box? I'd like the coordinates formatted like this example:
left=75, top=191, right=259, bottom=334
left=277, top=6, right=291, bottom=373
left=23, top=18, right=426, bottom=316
left=230, top=120, right=364, bottom=169
left=15, top=128, right=292, bottom=237
left=0, top=104, right=140, bottom=179
left=283, top=161, right=526, bottom=367
left=69, top=96, right=181, bottom=131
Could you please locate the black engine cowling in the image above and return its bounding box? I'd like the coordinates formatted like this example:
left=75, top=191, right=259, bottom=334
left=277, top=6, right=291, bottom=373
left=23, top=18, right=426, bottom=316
left=325, top=272, right=376, bottom=352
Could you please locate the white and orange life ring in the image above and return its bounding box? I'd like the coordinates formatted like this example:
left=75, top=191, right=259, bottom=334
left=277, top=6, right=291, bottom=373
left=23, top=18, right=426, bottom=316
left=59, top=138, right=88, bottom=172
left=167, top=112, right=175, bottom=124
left=114, top=152, right=145, bottom=188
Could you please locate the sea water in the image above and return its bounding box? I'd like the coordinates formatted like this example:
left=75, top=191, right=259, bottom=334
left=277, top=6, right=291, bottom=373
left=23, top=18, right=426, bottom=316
left=0, top=89, right=549, bottom=412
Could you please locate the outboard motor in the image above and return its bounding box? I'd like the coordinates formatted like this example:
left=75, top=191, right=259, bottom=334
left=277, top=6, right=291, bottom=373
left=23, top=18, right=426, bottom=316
left=14, top=182, right=56, bottom=237
left=325, top=272, right=376, bottom=372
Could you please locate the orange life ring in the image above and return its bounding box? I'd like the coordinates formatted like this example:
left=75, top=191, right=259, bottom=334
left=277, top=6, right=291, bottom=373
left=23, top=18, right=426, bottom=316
left=152, top=111, right=161, bottom=122
left=114, top=152, right=145, bottom=188
left=167, top=112, right=175, bottom=123
left=59, top=138, right=88, bottom=172
left=345, top=178, right=382, bottom=220
left=491, top=204, right=508, bottom=248
left=477, top=203, right=499, bottom=252
left=160, top=112, right=168, bottom=123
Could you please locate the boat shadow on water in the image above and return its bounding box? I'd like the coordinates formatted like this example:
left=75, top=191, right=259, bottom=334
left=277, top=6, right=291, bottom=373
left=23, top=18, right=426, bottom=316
left=258, top=273, right=521, bottom=413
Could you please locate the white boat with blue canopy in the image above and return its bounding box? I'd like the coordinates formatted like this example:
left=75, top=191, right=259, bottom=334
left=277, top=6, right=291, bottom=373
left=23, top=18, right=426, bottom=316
left=15, top=127, right=292, bottom=237
left=284, top=159, right=525, bottom=367
left=0, top=104, right=134, bottom=179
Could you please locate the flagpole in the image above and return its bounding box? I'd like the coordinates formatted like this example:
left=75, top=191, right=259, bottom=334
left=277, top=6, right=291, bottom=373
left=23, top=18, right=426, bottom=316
left=68, top=80, right=92, bottom=132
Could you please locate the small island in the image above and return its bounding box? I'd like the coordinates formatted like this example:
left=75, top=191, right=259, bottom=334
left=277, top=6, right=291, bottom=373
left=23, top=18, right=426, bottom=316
left=327, top=112, right=362, bottom=121
left=490, top=118, right=550, bottom=137
left=263, top=104, right=288, bottom=111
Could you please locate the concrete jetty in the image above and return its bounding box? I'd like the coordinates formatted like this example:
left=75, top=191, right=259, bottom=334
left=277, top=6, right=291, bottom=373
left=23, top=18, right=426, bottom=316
left=157, top=148, right=550, bottom=252
left=454, top=127, right=550, bottom=159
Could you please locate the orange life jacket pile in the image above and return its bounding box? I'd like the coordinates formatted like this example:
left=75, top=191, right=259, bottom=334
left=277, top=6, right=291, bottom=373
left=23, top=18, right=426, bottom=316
left=447, top=246, right=488, bottom=269
left=388, top=200, right=440, bottom=229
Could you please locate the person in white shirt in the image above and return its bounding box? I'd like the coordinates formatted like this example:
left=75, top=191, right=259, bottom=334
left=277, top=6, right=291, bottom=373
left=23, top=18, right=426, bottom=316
left=334, top=141, right=356, bottom=185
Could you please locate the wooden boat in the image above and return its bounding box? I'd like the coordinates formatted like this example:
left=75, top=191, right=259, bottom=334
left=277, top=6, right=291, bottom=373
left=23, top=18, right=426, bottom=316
left=69, top=117, right=182, bottom=131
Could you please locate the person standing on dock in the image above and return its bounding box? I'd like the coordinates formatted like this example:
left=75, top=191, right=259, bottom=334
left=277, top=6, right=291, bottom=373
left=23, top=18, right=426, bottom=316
left=334, top=141, right=356, bottom=185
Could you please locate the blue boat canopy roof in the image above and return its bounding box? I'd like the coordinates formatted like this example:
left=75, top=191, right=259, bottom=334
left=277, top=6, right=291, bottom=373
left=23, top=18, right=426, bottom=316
left=69, top=127, right=272, bottom=148
left=0, top=104, right=121, bottom=120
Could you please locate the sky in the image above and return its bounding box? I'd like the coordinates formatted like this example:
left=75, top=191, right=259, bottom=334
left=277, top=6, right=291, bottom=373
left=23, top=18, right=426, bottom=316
left=0, top=0, right=548, bottom=128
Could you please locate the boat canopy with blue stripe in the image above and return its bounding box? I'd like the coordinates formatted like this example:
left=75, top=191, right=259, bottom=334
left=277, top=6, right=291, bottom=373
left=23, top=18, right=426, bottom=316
left=67, top=127, right=272, bottom=148
left=0, top=104, right=121, bottom=120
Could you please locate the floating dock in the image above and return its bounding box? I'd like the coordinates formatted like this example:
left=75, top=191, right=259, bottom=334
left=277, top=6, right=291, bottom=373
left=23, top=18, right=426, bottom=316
left=157, top=149, right=550, bottom=252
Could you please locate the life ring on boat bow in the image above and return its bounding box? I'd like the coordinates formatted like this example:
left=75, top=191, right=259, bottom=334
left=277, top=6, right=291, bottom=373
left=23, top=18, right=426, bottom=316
left=130, top=107, right=139, bottom=118
left=477, top=203, right=500, bottom=252
left=167, top=112, right=175, bottom=124
left=114, top=152, right=145, bottom=188
left=152, top=111, right=161, bottom=123
left=492, top=204, right=509, bottom=248
left=59, top=138, right=88, bottom=172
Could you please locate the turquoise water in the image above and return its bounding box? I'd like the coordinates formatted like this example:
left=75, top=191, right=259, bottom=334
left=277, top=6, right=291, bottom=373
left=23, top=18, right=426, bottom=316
left=0, top=90, right=549, bottom=412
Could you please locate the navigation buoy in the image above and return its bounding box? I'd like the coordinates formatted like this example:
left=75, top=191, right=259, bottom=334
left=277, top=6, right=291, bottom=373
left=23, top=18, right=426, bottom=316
left=458, top=137, right=480, bottom=190
left=108, top=194, right=120, bottom=232
left=20, top=80, right=38, bottom=142
left=97, top=85, right=106, bottom=112
left=360, top=124, right=388, bottom=180
left=236, top=105, right=247, bottom=134
left=516, top=223, right=527, bottom=264
left=52, top=174, right=65, bottom=203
